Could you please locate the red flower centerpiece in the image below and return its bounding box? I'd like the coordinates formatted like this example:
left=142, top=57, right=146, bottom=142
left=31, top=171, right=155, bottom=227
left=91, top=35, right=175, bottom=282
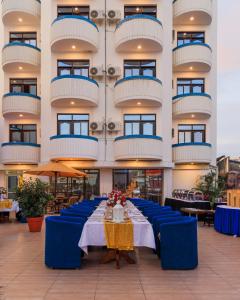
left=107, top=190, right=127, bottom=207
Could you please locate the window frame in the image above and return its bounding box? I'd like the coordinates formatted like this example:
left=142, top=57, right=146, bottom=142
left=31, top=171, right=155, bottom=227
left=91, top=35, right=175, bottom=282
left=178, top=124, right=206, bottom=144
left=57, top=60, right=90, bottom=77
left=9, top=124, right=37, bottom=143
left=9, top=32, right=37, bottom=47
left=57, top=6, right=90, bottom=18
left=124, top=5, right=157, bottom=17
left=124, top=114, right=156, bottom=136
left=123, top=60, right=156, bottom=78
left=57, top=113, right=90, bottom=136
left=177, top=31, right=205, bottom=46
left=177, top=78, right=205, bottom=95
left=9, top=78, right=37, bottom=96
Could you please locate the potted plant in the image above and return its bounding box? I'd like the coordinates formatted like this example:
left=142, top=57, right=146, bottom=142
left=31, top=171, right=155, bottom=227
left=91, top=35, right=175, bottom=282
left=16, top=178, right=53, bottom=232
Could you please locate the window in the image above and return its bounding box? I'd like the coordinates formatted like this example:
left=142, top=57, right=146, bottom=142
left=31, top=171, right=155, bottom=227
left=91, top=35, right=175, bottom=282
left=10, top=124, right=37, bottom=143
left=57, top=60, right=89, bottom=77
left=113, top=169, right=163, bottom=203
left=57, top=6, right=89, bottom=18
left=10, top=78, right=37, bottom=96
left=124, top=6, right=157, bottom=17
left=124, top=114, right=156, bottom=136
left=178, top=124, right=206, bottom=144
left=177, top=32, right=205, bottom=46
left=124, top=60, right=156, bottom=77
left=177, top=78, right=205, bottom=95
left=57, top=114, right=89, bottom=136
left=10, top=32, right=37, bottom=47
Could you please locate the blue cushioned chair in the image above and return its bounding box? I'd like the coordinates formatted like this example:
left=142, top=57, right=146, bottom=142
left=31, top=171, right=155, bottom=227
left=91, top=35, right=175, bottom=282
left=159, top=217, right=198, bottom=270
left=45, top=216, right=85, bottom=269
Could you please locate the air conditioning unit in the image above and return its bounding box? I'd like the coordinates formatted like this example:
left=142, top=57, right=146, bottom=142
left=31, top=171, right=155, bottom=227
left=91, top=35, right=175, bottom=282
left=107, top=121, right=121, bottom=132
left=107, top=65, right=121, bottom=78
left=107, top=10, right=121, bottom=22
left=90, top=66, right=104, bottom=77
left=90, top=10, right=105, bottom=20
left=90, top=121, right=104, bottom=132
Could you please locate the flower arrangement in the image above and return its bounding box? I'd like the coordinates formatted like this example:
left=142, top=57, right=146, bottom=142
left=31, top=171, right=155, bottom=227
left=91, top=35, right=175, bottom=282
left=107, top=190, right=127, bottom=207
left=0, top=187, right=7, bottom=195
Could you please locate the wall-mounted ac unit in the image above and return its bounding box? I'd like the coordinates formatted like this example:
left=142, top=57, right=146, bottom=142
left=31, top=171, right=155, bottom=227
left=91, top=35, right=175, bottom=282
left=107, top=65, right=121, bottom=78
left=90, top=66, right=104, bottom=77
left=107, top=121, right=121, bottom=132
left=90, top=121, right=104, bottom=132
left=107, top=10, right=121, bottom=22
left=90, top=10, right=105, bottom=20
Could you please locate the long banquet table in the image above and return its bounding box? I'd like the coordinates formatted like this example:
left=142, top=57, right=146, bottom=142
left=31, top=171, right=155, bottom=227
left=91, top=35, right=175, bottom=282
left=78, top=201, right=156, bottom=254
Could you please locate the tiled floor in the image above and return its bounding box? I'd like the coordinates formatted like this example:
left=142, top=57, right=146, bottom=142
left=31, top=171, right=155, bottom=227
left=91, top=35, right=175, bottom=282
left=0, top=221, right=240, bottom=300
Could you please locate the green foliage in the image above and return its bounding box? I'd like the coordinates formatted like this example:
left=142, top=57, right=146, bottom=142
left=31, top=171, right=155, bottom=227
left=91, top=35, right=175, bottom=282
left=16, top=178, right=53, bottom=218
left=196, top=170, right=226, bottom=209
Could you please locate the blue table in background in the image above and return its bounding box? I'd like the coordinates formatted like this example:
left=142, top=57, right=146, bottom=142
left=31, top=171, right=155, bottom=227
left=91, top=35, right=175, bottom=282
left=214, top=205, right=240, bottom=236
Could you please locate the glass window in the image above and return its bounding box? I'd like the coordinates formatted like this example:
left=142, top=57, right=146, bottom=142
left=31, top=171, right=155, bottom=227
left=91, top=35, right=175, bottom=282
left=177, top=78, right=205, bottom=95
left=9, top=124, right=37, bottom=143
left=57, top=6, right=89, bottom=18
left=10, top=32, right=37, bottom=46
left=57, top=114, right=89, bottom=136
left=57, top=60, right=89, bottom=76
left=178, top=124, right=206, bottom=143
left=177, top=32, right=205, bottom=46
left=10, top=78, right=37, bottom=96
left=124, top=114, right=156, bottom=136
left=113, top=169, right=163, bottom=204
left=124, top=60, right=156, bottom=78
left=124, top=6, right=157, bottom=17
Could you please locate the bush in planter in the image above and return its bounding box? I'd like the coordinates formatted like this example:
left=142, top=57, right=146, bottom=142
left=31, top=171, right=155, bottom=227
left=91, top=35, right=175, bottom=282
left=16, top=178, right=53, bottom=232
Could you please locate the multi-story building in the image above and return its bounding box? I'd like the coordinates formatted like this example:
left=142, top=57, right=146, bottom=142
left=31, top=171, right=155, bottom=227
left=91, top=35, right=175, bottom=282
left=0, top=0, right=217, bottom=202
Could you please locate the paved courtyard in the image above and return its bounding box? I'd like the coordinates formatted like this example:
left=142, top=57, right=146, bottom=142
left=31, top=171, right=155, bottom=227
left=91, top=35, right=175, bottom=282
left=0, top=221, right=240, bottom=300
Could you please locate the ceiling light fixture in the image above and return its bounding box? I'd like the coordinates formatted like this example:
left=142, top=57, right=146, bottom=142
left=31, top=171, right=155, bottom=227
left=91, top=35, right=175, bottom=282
left=19, top=114, right=23, bottom=117
left=70, top=101, right=75, bottom=105
left=18, top=18, right=23, bottom=23
left=137, top=102, right=141, bottom=105
left=190, top=16, right=195, bottom=21
left=189, top=66, right=193, bottom=71
left=191, top=114, right=195, bottom=118
left=137, top=45, right=142, bottom=50
left=18, top=66, right=23, bottom=70
left=72, top=45, right=76, bottom=50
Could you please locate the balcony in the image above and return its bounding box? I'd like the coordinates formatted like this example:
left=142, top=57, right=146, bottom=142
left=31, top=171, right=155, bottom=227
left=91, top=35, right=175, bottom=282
left=2, top=93, right=41, bottom=118
left=114, top=135, right=163, bottom=161
left=172, top=93, right=212, bottom=119
left=114, top=76, right=163, bottom=107
left=2, top=42, right=41, bottom=72
left=115, top=15, right=163, bottom=52
left=1, top=142, right=40, bottom=165
left=173, top=43, right=212, bottom=72
left=2, top=0, right=40, bottom=26
left=49, top=135, right=98, bottom=161
left=173, top=0, right=212, bottom=25
left=51, top=16, right=99, bottom=52
left=51, top=75, right=99, bottom=107
left=172, top=143, right=212, bottom=164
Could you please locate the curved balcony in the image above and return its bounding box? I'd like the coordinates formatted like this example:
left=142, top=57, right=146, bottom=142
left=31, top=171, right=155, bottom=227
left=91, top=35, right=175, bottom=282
left=172, top=143, right=212, bottom=164
left=172, top=93, right=212, bottom=119
left=51, top=16, right=99, bottom=52
left=49, top=135, right=98, bottom=161
left=2, top=93, right=41, bottom=118
left=115, top=15, right=163, bottom=52
left=51, top=75, right=99, bottom=107
left=1, top=142, right=40, bottom=165
left=173, top=0, right=212, bottom=25
left=2, top=0, right=40, bottom=26
left=114, top=135, right=163, bottom=161
left=173, top=43, right=212, bottom=72
left=114, top=76, right=163, bottom=107
left=2, top=42, right=41, bottom=72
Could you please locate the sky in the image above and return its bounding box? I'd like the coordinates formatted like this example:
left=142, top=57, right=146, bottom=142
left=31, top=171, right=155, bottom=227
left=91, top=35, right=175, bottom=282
left=218, top=0, right=240, bottom=157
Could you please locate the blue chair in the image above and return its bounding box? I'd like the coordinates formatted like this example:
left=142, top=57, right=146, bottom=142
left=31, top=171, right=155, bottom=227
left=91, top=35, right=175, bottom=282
left=60, top=209, right=90, bottom=220
left=159, top=217, right=198, bottom=270
left=45, top=216, right=86, bottom=269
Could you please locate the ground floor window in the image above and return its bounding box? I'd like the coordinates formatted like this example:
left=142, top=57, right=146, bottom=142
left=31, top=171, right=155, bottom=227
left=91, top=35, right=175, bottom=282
left=54, top=169, right=100, bottom=199
left=113, top=169, right=163, bottom=203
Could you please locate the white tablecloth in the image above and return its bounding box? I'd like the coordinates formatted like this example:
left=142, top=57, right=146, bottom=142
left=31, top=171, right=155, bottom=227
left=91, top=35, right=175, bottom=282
left=78, top=201, right=156, bottom=254
left=0, top=201, right=19, bottom=213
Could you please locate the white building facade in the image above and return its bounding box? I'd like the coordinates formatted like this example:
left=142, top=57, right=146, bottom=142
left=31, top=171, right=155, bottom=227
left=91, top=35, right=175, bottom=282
left=0, top=0, right=217, bottom=202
